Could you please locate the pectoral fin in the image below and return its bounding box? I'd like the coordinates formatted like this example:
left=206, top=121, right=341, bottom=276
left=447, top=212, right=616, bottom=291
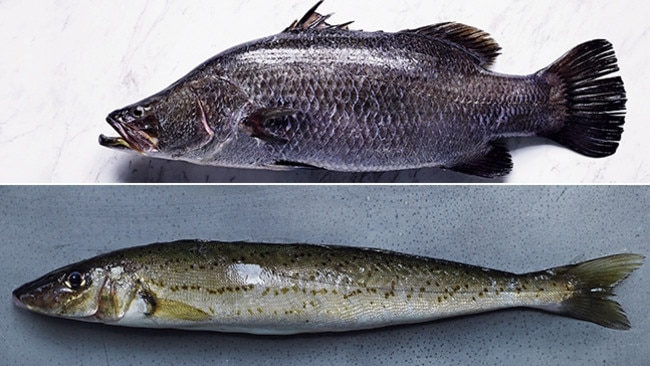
left=241, top=107, right=296, bottom=144
left=153, top=299, right=211, bottom=322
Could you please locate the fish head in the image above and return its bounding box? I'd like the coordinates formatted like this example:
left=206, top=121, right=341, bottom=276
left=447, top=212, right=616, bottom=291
left=13, top=263, right=110, bottom=320
left=100, top=80, right=233, bottom=160
left=100, top=95, right=165, bottom=155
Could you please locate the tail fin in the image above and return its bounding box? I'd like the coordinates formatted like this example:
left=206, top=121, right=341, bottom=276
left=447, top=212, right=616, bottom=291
left=554, top=253, right=644, bottom=330
left=541, top=39, right=626, bottom=157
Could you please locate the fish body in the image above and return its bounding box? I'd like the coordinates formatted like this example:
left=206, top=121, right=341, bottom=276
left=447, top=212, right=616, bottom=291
left=13, top=240, right=643, bottom=334
left=99, top=2, right=626, bottom=178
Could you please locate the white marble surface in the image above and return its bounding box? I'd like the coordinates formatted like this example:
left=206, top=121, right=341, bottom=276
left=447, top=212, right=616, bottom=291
left=0, top=0, right=648, bottom=182
left=2, top=186, right=649, bottom=365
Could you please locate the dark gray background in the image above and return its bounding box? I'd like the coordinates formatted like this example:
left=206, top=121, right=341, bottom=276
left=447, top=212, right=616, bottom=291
left=1, top=186, right=648, bottom=365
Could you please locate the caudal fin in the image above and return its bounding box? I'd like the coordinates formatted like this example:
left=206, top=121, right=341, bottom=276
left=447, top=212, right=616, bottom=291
left=553, top=253, right=644, bottom=330
left=541, top=39, right=626, bottom=157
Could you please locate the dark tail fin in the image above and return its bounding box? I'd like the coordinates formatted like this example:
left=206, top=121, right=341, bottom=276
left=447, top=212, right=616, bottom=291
left=541, top=39, right=626, bottom=157
left=551, top=253, right=644, bottom=330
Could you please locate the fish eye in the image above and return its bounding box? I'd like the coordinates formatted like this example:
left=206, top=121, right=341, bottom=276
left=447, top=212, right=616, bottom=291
left=132, top=106, right=146, bottom=118
left=64, top=271, right=85, bottom=290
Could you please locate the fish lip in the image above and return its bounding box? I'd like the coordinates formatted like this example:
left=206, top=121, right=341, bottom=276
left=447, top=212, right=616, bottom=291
left=98, top=134, right=133, bottom=151
left=101, top=114, right=158, bottom=154
left=12, top=291, right=28, bottom=310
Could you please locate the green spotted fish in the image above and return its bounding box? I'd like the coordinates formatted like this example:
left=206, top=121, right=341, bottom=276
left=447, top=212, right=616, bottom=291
left=12, top=240, right=643, bottom=334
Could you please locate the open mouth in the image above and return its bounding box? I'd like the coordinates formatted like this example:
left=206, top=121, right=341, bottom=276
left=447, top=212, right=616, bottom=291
left=99, top=115, right=158, bottom=153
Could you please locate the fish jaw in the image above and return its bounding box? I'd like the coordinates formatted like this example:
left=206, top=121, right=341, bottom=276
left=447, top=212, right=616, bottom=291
left=100, top=112, right=160, bottom=154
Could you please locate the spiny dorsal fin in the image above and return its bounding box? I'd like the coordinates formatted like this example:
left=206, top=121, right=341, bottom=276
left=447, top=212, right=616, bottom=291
left=402, top=22, right=501, bottom=66
left=284, top=1, right=353, bottom=32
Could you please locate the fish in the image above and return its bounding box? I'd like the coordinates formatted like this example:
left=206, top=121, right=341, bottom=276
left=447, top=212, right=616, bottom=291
left=12, top=240, right=643, bottom=334
left=99, top=2, right=626, bottom=178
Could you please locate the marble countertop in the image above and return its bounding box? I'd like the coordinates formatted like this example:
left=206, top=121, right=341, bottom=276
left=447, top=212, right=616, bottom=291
left=2, top=186, right=648, bottom=365
left=1, top=0, right=648, bottom=182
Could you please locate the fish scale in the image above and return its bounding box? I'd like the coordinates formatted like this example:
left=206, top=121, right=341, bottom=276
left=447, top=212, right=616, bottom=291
left=13, top=240, right=643, bottom=334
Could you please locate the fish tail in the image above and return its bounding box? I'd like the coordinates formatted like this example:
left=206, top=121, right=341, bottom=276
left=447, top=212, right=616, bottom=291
left=540, top=39, right=626, bottom=157
left=547, top=253, right=644, bottom=330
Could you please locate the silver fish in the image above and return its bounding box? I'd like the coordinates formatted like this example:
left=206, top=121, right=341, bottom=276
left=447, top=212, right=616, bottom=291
left=13, top=240, right=643, bottom=334
left=99, top=1, right=626, bottom=178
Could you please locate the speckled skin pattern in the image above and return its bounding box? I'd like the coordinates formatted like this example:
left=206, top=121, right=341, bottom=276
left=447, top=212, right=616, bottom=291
left=15, top=240, right=640, bottom=334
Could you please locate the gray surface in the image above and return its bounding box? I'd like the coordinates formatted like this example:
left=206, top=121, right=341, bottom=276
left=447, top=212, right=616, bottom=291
left=1, top=186, right=648, bottom=365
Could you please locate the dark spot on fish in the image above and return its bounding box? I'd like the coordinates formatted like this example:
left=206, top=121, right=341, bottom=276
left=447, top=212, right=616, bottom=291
left=181, top=285, right=188, bottom=290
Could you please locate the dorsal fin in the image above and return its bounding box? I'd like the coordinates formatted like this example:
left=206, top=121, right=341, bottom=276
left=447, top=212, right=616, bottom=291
left=401, top=22, right=501, bottom=66
left=284, top=1, right=353, bottom=32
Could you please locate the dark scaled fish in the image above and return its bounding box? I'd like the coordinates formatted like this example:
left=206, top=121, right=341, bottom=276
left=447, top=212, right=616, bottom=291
left=99, top=1, right=626, bottom=178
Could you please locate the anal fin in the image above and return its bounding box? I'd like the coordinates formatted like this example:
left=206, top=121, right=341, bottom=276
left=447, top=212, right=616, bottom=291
left=447, top=143, right=513, bottom=178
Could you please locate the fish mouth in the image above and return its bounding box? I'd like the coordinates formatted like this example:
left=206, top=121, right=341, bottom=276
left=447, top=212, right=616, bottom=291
left=12, top=291, right=28, bottom=310
left=100, top=115, right=159, bottom=154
